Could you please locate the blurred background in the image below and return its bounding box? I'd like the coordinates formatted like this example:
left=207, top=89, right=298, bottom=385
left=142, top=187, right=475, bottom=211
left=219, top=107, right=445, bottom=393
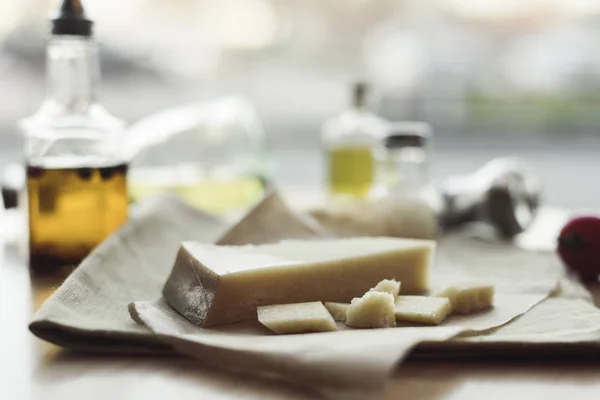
left=2, top=0, right=600, bottom=207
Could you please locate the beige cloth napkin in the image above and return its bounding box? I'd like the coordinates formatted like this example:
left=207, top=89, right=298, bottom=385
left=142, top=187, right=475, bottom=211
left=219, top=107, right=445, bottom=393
left=30, top=191, right=600, bottom=397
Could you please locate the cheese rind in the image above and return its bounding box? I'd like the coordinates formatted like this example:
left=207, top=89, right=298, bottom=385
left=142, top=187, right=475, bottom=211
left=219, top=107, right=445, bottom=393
left=163, top=237, right=434, bottom=327
left=435, top=282, right=494, bottom=314
left=345, top=292, right=396, bottom=328
left=371, top=279, right=401, bottom=297
left=324, top=302, right=349, bottom=322
left=394, top=296, right=451, bottom=325
left=257, top=302, right=336, bottom=334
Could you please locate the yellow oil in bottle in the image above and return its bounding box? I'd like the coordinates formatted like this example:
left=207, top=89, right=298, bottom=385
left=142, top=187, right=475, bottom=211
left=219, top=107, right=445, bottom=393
left=27, top=161, right=129, bottom=274
left=327, top=145, right=375, bottom=198
left=128, top=175, right=266, bottom=214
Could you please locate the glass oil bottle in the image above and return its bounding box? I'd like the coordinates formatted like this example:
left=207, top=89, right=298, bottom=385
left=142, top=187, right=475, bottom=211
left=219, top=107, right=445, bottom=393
left=321, top=82, right=388, bottom=199
left=21, top=0, right=128, bottom=275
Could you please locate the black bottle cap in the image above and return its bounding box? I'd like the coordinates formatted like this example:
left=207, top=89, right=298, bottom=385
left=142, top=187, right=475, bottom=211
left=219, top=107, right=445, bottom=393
left=385, top=134, right=426, bottom=149
left=51, top=0, right=93, bottom=37
left=352, top=82, right=368, bottom=108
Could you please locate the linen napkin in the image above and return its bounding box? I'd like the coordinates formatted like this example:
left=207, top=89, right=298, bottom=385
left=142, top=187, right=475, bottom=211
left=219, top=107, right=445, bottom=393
left=29, top=190, right=600, bottom=397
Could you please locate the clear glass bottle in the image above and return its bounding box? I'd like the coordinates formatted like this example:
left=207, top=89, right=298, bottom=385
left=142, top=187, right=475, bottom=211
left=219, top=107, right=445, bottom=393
left=321, top=82, right=388, bottom=199
left=21, top=1, right=128, bottom=275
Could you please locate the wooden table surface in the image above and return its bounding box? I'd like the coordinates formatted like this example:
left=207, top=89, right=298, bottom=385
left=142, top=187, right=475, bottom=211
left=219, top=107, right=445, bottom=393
left=2, top=233, right=600, bottom=400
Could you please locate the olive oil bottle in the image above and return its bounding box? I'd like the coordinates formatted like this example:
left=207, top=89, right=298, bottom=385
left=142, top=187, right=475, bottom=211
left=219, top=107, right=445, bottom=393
left=21, top=1, right=128, bottom=275
left=321, top=83, right=387, bottom=198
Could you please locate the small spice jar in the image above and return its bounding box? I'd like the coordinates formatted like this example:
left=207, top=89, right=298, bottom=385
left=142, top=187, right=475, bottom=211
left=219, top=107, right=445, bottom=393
left=383, top=122, right=432, bottom=199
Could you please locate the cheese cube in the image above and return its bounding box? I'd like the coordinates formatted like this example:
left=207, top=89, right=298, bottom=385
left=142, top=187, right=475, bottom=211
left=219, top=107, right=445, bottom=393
left=257, top=302, right=336, bottom=334
left=370, top=279, right=401, bottom=297
left=345, top=292, right=396, bottom=328
left=436, top=282, right=494, bottom=314
left=394, top=296, right=451, bottom=325
left=324, top=302, right=349, bottom=322
left=163, top=237, right=434, bottom=327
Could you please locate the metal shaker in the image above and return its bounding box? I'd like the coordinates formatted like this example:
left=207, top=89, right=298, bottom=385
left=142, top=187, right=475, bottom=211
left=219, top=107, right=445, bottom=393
left=439, top=157, right=541, bottom=237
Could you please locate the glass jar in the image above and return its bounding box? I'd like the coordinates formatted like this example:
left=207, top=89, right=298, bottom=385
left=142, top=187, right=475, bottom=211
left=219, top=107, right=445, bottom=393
left=383, top=122, right=432, bottom=199
left=125, top=96, right=272, bottom=214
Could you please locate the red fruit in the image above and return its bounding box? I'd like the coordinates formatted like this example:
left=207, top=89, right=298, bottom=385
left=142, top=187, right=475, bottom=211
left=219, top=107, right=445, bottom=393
left=557, top=216, right=600, bottom=282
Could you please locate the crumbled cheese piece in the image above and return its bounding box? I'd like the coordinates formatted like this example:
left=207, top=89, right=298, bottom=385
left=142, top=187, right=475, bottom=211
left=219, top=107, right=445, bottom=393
left=371, top=279, right=401, bottom=297
left=346, top=292, right=396, bottom=328
left=436, top=282, right=494, bottom=314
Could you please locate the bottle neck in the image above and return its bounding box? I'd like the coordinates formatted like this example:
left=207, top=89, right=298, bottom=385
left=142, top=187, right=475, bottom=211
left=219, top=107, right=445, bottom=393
left=45, top=35, right=100, bottom=111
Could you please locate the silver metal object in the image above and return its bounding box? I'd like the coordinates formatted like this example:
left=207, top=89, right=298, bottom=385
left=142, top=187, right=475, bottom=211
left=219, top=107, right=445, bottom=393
left=439, top=157, right=541, bottom=237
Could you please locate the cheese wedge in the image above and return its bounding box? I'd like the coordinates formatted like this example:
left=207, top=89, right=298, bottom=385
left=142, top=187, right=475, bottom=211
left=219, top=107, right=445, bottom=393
left=163, top=237, right=433, bottom=327
left=394, top=296, right=451, bottom=325
left=258, top=302, right=336, bottom=334
left=346, top=291, right=396, bottom=328
left=324, top=302, right=349, bottom=322
left=436, top=282, right=494, bottom=314
left=370, top=279, right=401, bottom=297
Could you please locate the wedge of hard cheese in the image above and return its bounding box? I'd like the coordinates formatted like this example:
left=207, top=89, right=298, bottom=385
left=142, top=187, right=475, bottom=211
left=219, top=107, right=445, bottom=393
left=163, top=237, right=434, bottom=327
